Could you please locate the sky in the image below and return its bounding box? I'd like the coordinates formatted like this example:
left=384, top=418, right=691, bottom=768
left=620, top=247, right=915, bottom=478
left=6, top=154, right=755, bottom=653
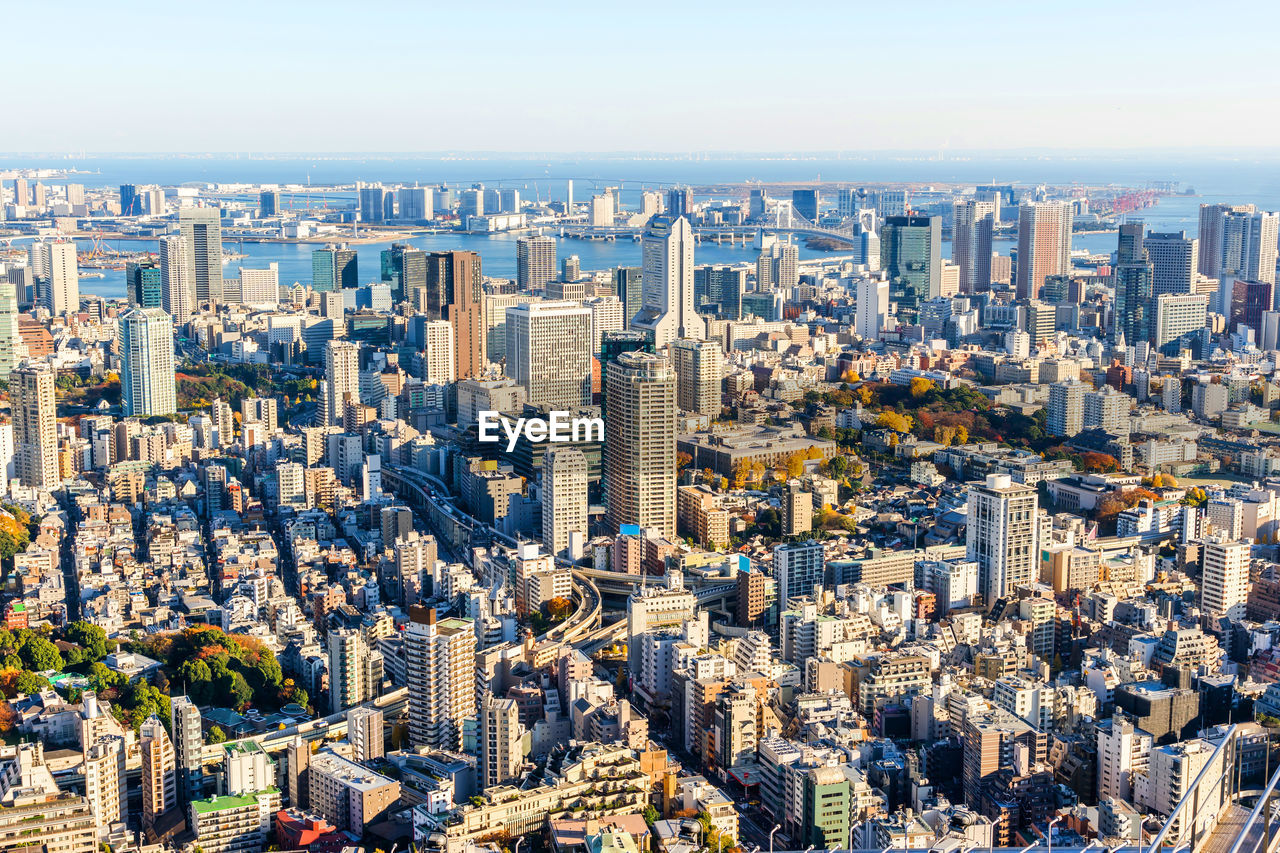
left=7, top=0, right=1280, bottom=154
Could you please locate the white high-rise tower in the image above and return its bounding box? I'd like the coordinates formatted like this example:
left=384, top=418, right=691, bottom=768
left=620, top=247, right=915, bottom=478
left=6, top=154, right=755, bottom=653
left=631, top=215, right=702, bottom=348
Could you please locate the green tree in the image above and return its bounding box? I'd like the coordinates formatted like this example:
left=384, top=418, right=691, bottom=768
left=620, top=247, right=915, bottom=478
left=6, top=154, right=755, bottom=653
left=20, top=636, right=63, bottom=672
left=206, top=726, right=226, bottom=744
left=64, top=622, right=108, bottom=661
left=14, top=671, right=49, bottom=695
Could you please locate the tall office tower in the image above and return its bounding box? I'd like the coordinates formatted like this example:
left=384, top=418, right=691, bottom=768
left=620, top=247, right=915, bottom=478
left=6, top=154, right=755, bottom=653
left=140, top=715, right=176, bottom=835
left=516, top=235, right=557, bottom=291
left=565, top=179, right=574, bottom=211
left=614, top=266, right=643, bottom=323
left=420, top=319, right=455, bottom=385
left=179, top=207, right=224, bottom=304
left=774, top=540, right=824, bottom=608
left=238, top=264, right=279, bottom=305
left=1047, top=381, right=1084, bottom=437
left=854, top=277, right=889, bottom=340
left=1155, top=294, right=1210, bottom=350
left=328, top=628, right=370, bottom=714
left=479, top=693, right=523, bottom=789
left=666, top=187, right=690, bottom=218
left=505, top=300, right=592, bottom=409
left=11, top=367, right=57, bottom=490
left=631, top=215, right=701, bottom=348
left=65, top=183, right=85, bottom=206
left=426, top=251, right=486, bottom=379
left=1201, top=538, right=1249, bottom=623
left=258, top=190, right=280, bottom=217
left=952, top=199, right=995, bottom=293
left=125, top=258, right=163, bottom=308
left=381, top=243, right=426, bottom=305
left=83, top=735, right=126, bottom=835
left=499, top=188, right=520, bottom=213
left=404, top=607, right=477, bottom=750
left=118, top=308, right=177, bottom=417
left=1146, top=231, right=1199, bottom=296
left=543, top=447, right=588, bottom=557
left=118, top=183, right=138, bottom=215
left=40, top=241, right=79, bottom=316
left=312, top=244, right=358, bottom=292
left=1230, top=279, right=1273, bottom=333
left=170, top=696, right=204, bottom=805
left=1113, top=221, right=1154, bottom=345
left=1219, top=210, right=1279, bottom=289
left=158, top=236, right=195, bottom=320
left=1015, top=202, right=1072, bottom=300
left=672, top=338, right=723, bottom=416
left=584, top=295, right=625, bottom=352
left=346, top=706, right=385, bottom=763
left=792, top=189, right=819, bottom=221
left=0, top=282, right=19, bottom=378
left=1198, top=203, right=1256, bottom=277
left=359, top=185, right=387, bottom=223
left=695, top=266, right=745, bottom=319
left=880, top=215, right=941, bottom=324
left=605, top=352, right=676, bottom=536
left=965, top=473, right=1038, bottom=607
left=29, top=183, right=46, bottom=210
left=397, top=185, right=432, bottom=221
left=323, top=340, right=360, bottom=427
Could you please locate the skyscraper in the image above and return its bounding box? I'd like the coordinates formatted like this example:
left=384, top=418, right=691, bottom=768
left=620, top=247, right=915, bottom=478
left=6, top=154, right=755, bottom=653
left=792, top=189, right=819, bottom=221
left=329, top=628, right=371, bottom=714
left=11, top=366, right=57, bottom=490
left=259, top=190, right=280, bottom=217
left=966, top=474, right=1038, bottom=606
left=952, top=200, right=995, bottom=293
left=119, top=184, right=139, bottom=215
left=1015, top=202, right=1072, bottom=300
left=40, top=241, right=79, bottom=316
left=774, top=540, right=824, bottom=608
left=1230, top=279, right=1273, bottom=334
left=1201, top=537, right=1249, bottom=623
left=605, top=352, right=676, bottom=536
left=505, top=300, right=592, bottom=409
left=179, top=207, right=224, bottom=305
left=631, top=215, right=702, bottom=349
left=666, top=188, right=690, bottom=218
left=126, top=258, right=163, bottom=309
left=880, top=215, right=941, bottom=324
left=83, top=735, right=126, bottom=835
left=323, top=340, right=360, bottom=427
left=516, top=235, right=557, bottom=291
left=427, top=251, right=486, bottom=380
left=381, top=243, right=426, bottom=306
left=1219, top=210, right=1279, bottom=288
left=159, top=236, right=195, bottom=320
left=359, top=185, right=387, bottom=223
left=171, top=695, right=204, bottom=806
left=404, top=607, right=477, bottom=751
left=1155, top=293, right=1210, bottom=351
left=140, top=715, right=176, bottom=835
left=1146, top=231, right=1199, bottom=296
left=312, top=245, right=358, bottom=292
left=671, top=338, right=723, bottom=416
left=695, top=266, right=745, bottom=319
left=614, top=266, right=643, bottom=323
left=0, top=281, right=21, bottom=378
left=479, top=693, right=523, bottom=789
left=1113, top=221, right=1154, bottom=345
left=543, top=448, right=588, bottom=557
left=119, top=308, right=177, bottom=417
left=1197, top=203, right=1255, bottom=278
left=397, top=186, right=432, bottom=221
left=854, top=277, right=889, bottom=341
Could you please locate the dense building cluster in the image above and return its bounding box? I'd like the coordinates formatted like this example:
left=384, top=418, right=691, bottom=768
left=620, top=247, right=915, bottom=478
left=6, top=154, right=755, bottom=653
left=0, top=172, right=1275, bottom=853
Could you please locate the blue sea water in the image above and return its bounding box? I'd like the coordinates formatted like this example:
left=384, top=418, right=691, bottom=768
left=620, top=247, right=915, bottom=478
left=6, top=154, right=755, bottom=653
left=10, top=154, right=1280, bottom=299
